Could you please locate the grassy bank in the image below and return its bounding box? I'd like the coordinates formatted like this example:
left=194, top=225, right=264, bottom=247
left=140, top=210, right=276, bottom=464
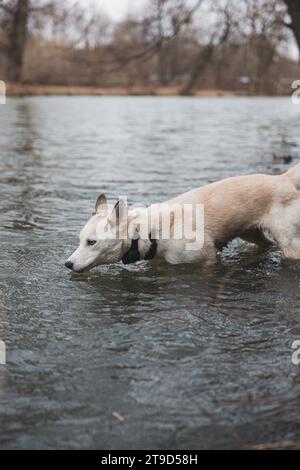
left=5, top=83, right=269, bottom=97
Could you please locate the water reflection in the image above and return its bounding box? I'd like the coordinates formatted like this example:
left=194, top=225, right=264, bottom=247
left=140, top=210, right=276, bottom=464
left=0, top=97, right=300, bottom=449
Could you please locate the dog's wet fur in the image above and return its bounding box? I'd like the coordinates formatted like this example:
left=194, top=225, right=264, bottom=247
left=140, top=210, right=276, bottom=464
left=65, top=164, right=300, bottom=272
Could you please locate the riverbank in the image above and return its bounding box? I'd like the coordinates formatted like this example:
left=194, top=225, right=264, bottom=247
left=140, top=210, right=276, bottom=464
left=4, top=83, right=287, bottom=97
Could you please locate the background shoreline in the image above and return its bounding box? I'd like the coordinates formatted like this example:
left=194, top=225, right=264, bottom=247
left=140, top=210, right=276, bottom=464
left=4, top=83, right=293, bottom=97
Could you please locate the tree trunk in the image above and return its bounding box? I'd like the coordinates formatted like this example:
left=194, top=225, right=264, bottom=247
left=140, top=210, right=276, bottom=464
left=180, top=43, right=214, bottom=95
left=284, top=0, right=300, bottom=55
left=156, top=0, right=167, bottom=86
left=181, top=19, right=230, bottom=96
left=7, top=0, right=30, bottom=82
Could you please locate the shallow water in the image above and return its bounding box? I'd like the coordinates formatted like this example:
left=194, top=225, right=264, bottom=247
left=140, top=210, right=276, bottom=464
left=1, top=96, right=300, bottom=449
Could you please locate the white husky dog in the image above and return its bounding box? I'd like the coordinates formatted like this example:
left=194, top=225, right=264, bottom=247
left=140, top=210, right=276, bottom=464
left=65, top=164, right=300, bottom=273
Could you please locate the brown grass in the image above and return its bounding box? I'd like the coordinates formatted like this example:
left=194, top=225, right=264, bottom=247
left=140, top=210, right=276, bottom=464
left=6, top=82, right=265, bottom=97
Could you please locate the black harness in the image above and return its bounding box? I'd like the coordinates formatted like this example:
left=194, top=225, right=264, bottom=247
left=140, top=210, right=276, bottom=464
left=122, top=234, right=158, bottom=265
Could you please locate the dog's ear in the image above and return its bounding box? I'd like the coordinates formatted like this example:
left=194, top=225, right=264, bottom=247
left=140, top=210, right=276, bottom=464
left=95, top=194, right=107, bottom=215
left=109, top=199, right=128, bottom=227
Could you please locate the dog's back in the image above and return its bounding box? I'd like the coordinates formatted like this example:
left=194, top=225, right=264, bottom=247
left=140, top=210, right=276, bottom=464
left=167, top=165, right=300, bottom=250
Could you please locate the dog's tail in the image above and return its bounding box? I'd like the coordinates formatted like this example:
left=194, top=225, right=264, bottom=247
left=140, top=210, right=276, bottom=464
left=286, top=163, right=300, bottom=190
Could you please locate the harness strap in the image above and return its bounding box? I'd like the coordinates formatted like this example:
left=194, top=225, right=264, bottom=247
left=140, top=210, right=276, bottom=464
left=122, top=233, right=157, bottom=265
left=144, top=235, right=158, bottom=261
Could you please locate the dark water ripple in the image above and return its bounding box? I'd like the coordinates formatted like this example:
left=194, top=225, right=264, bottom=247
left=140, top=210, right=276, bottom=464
left=1, top=97, right=300, bottom=449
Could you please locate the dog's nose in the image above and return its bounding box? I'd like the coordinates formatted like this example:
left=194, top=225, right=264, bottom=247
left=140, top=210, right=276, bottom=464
left=65, top=261, right=74, bottom=270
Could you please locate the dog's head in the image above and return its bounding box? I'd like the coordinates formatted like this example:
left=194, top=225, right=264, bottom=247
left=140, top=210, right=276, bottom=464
left=65, top=194, right=130, bottom=273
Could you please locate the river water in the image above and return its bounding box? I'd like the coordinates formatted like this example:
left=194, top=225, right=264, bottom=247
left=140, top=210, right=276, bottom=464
left=1, top=96, right=300, bottom=449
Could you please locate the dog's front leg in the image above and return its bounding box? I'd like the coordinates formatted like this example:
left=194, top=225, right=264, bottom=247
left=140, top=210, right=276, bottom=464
left=163, top=239, right=217, bottom=265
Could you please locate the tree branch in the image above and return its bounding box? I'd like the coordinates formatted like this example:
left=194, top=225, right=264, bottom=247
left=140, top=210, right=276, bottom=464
left=0, top=0, right=13, bottom=15
left=103, top=0, right=205, bottom=72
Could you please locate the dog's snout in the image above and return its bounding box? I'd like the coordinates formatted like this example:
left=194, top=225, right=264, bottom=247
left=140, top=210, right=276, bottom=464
left=65, top=261, right=74, bottom=270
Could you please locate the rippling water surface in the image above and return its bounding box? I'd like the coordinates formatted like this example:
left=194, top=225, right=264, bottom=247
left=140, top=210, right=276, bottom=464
left=1, top=96, right=300, bottom=449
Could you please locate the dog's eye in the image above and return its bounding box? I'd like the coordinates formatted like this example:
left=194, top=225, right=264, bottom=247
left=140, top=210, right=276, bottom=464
left=87, top=240, right=97, bottom=246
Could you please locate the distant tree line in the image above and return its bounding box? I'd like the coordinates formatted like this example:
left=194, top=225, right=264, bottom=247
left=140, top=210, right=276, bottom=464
left=0, top=0, right=299, bottom=94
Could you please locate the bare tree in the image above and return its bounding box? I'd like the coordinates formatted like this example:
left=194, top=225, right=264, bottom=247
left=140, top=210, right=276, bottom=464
left=284, top=0, right=300, bottom=56
left=108, top=1, right=203, bottom=79
left=0, top=0, right=61, bottom=81
left=0, top=0, right=297, bottom=91
left=180, top=0, right=233, bottom=95
left=240, top=0, right=288, bottom=94
left=0, top=0, right=30, bottom=81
